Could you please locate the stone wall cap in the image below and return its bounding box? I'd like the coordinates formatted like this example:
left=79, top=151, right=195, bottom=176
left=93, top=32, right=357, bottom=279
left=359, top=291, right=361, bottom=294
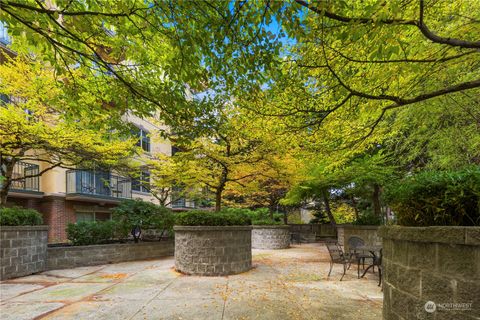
left=379, top=225, right=480, bottom=246
left=0, top=225, right=49, bottom=231
left=252, top=225, right=290, bottom=229
left=47, top=240, right=174, bottom=250
left=174, top=225, right=253, bottom=231
left=343, top=225, right=380, bottom=230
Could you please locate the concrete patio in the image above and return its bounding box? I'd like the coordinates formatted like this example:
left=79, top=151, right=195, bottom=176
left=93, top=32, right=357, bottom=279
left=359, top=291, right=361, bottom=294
left=0, top=243, right=382, bottom=320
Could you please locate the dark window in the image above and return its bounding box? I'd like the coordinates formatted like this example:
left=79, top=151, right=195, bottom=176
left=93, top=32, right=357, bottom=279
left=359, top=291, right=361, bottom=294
left=132, top=169, right=150, bottom=193
left=134, top=127, right=150, bottom=152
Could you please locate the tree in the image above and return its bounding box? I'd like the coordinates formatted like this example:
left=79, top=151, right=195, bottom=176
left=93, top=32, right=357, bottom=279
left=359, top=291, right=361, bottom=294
left=154, top=102, right=283, bottom=212
left=0, top=57, right=136, bottom=205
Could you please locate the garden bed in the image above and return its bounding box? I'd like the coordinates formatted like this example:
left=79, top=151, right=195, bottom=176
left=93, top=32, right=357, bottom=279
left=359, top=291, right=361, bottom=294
left=46, top=240, right=174, bottom=270
left=252, top=225, right=290, bottom=249
left=174, top=225, right=252, bottom=276
left=380, top=226, right=480, bottom=320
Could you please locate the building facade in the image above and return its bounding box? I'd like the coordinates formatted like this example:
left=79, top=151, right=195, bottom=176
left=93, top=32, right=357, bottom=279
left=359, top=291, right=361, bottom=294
left=1, top=23, right=197, bottom=243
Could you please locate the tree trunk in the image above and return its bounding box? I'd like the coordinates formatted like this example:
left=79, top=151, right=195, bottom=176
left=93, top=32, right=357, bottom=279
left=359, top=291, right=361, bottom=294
left=372, top=184, right=382, bottom=217
left=322, top=189, right=337, bottom=230
left=215, top=190, right=222, bottom=212
left=351, top=195, right=359, bottom=220
left=0, top=159, right=15, bottom=206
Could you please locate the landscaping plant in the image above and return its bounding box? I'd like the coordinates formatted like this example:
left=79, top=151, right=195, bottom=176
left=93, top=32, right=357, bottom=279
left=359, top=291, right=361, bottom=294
left=0, top=207, right=43, bottom=226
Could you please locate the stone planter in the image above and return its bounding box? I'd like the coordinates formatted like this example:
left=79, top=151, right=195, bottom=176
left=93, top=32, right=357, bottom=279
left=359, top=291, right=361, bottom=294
left=380, top=226, right=480, bottom=320
left=47, top=240, right=174, bottom=270
left=1, top=225, right=49, bottom=280
left=252, top=225, right=290, bottom=249
left=174, top=226, right=252, bottom=276
left=342, top=225, right=381, bottom=252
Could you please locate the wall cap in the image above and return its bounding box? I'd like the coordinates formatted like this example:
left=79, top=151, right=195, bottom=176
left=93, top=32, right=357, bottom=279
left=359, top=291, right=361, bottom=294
left=343, top=225, right=380, bottom=230
left=0, top=225, right=49, bottom=231
left=252, top=225, right=290, bottom=229
left=174, top=226, right=252, bottom=231
left=47, top=240, right=174, bottom=251
left=379, top=225, right=480, bottom=246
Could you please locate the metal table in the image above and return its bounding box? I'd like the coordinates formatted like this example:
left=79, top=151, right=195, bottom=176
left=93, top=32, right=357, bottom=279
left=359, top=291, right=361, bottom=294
left=357, top=245, right=383, bottom=285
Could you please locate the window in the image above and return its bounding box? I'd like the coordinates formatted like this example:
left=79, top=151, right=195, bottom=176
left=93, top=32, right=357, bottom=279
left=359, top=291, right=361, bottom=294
left=171, top=145, right=180, bottom=156
left=76, top=212, right=94, bottom=222
left=134, top=127, right=150, bottom=152
left=76, top=211, right=111, bottom=222
left=132, top=169, right=150, bottom=193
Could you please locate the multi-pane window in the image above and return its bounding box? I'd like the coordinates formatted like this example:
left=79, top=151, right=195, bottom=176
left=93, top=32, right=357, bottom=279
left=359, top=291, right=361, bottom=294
left=132, top=169, right=150, bottom=193
left=76, top=211, right=111, bottom=223
left=134, top=127, right=150, bottom=152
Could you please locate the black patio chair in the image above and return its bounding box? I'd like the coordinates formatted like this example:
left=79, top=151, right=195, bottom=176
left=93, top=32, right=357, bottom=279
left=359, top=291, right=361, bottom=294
left=373, top=249, right=383, bottom=287
left=325, top=241, right=349, bottom=281
left=347, top=236, right=372, bottom=277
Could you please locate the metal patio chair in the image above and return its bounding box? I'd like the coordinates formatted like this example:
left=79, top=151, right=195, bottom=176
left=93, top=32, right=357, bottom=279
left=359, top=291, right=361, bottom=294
left=347, top=236, right=372, bottom=277
left=325, top=241, right=349, bottom=281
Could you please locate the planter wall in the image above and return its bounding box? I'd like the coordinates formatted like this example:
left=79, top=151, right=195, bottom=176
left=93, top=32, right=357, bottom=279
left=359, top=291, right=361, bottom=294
left=342, top=225, right=381, bottom=252
left=252, top=225, right=290, bottom=249
left=174, top=226, right=252, bottom=276
left=289, top=224, right=336, bottom=243
left=380, top=226, right=480, bottom=320
left=0, top=225, right=49, bottom=280
left=47, top=240, right=174, bottom=270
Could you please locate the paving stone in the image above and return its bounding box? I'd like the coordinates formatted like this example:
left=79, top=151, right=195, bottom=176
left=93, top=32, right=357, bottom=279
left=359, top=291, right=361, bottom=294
left=41, top=300, right=145, bottom=320
left=9, top=282, right=111, bottom=302
left=0, top=302, right=64, bottom=320
left=134, top=298, right=224, bottom=320
left=0, top=283, right=45, bottom=301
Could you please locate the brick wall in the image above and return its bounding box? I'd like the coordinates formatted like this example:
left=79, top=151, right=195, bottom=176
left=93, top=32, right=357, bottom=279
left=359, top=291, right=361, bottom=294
left=380, top=226, right=480, bottom=320
left=47, top=241, right=174, bottom=270
left=41, top=197, right=71, bottom=243
left=174, top=226, right=252, bottom=276
left=252, top=226, right=290, bottom=249
left=0, top=226, right=49, bottom=280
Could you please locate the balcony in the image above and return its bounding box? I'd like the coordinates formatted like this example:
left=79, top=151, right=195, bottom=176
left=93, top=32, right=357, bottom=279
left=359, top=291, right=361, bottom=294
left=66, top=170, right=131, bottom=202
left=7, top=162, right=42, bottom=197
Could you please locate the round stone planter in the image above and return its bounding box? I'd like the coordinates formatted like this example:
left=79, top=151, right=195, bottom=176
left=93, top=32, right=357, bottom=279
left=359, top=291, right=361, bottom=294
left=252, top=225, right=290, bottom=249
left=379, top=226, right=480, bottom=320
left=174, top=226, right=252, bottom=276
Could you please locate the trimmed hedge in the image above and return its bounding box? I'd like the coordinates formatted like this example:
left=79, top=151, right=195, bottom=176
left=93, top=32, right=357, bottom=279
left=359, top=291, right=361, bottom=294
left=175, top=210, right=251, bottom=226
left=66, top=220, right=128, bottom=246
left=0, top=207, right=43, bottom=226
left=223, top=207, right=284, bottom=225
left=112, top=199, right=175, bottom=236
left=384, top=166, right=480, bottom=226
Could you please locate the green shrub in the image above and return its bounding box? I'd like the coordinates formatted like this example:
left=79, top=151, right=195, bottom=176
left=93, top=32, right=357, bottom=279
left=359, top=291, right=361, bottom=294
left=352, top=210, right=383, bottom=226
left=0, top=207, right=43, bottom=226
left=223, top=207, right=284, bottom=225
left=112, top=199, right=175, bottom=234
left=66, top=220, right=126, bottom=246
left=384, top=166, right=480, bottom=226
left=175, top=210, right=251, bottom=226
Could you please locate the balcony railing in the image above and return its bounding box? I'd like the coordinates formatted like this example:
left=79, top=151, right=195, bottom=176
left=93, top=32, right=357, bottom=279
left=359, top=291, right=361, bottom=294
left=66, top=170, right=132, bottom=199
left=9, top=162, right=40, bottom=192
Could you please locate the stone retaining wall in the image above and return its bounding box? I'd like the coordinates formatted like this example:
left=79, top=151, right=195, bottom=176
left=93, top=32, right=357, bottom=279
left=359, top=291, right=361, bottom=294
left=174, top=226, right=252, bottom=276
left=343, top=225, right=381, bottom=252
left=0, top=226, right=49, bottom=280
left=47, top=240, right=174, bottom=270
left=252, top=225, right=290, bottom=249
left=289, top=224, right=336, bottom=243
left=380, top=226, right=480, bottom=320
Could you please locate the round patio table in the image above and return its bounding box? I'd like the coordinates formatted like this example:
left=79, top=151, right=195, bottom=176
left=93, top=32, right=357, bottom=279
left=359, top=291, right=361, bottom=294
left=357, top=245, right=383, bottom=285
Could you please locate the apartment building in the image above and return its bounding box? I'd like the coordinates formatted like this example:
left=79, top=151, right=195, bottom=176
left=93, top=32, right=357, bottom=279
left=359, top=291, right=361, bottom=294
left=0, top=23, right=197, bottom=243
